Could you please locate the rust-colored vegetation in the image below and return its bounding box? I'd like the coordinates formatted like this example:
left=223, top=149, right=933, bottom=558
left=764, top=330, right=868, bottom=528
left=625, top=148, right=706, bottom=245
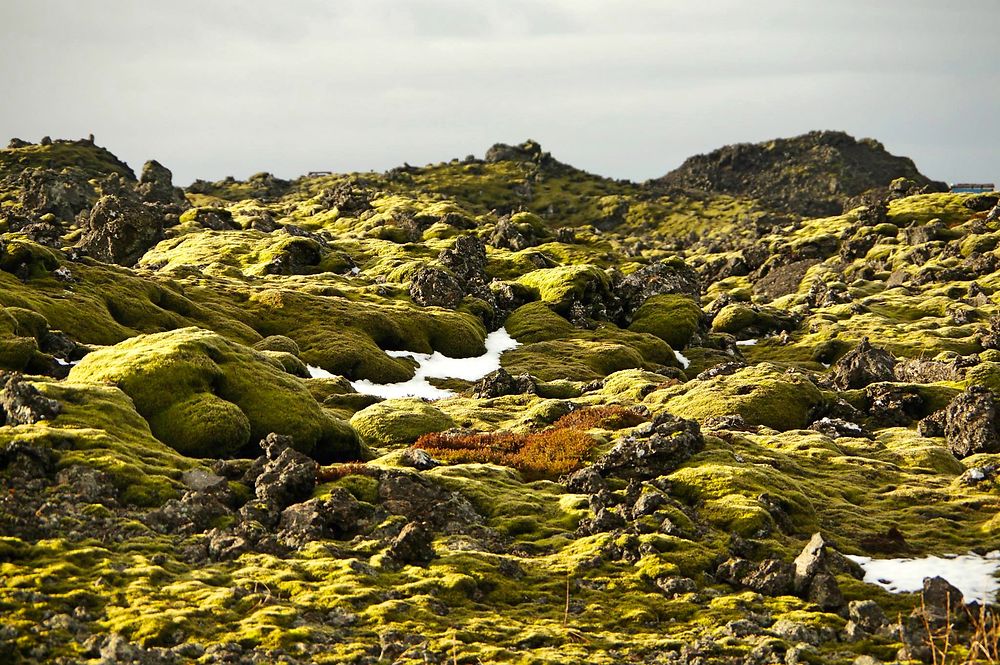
left=552, top=405, right=647, bottom=431
left=414, top=406, right=645, bottom=479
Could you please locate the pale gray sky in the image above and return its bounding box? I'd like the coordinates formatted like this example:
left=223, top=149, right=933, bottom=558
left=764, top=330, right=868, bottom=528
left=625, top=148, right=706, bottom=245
left=1, top=1, right=997, bottom=186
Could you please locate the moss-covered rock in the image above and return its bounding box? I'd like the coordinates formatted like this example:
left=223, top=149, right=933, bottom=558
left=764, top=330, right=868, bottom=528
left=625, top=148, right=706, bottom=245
left=0, top=378, right=197, bottom=506
left=349, top=398, right=455, bottom=447
left=253, top=335, right=301, bottom=356
left=661, top=363, right=825, bottom=430
left=711, top=303, right=797, bottom=338
left=967, top=362, right=1000, bottom=394
left=515, top=264, right=613, bottom=318
left=628, top=294, right=703, bottom=349
left=68, top=327, right=359, bottom=459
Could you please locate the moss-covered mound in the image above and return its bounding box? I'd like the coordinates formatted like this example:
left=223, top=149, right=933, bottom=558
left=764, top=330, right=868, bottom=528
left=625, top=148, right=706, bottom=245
left=349, top=398, right=455, bottom=447
left=627, top=294, right=703, bottom=349
left=68, top=327, right=359, bottom=459
left=660, top=363, right=825, bottom=430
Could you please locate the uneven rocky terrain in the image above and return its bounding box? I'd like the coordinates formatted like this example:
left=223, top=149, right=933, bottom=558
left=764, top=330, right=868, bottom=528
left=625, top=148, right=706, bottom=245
left=1, top=131, right=999, bottom=664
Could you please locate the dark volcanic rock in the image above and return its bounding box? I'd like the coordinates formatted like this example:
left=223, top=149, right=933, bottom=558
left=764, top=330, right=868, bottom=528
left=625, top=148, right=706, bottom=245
left=187, top=207, right=239, bottom=231
left=919, top=386, right=1000, bottom=457
left=752, top=259, right=820, bottom=300
left=16, top=167, right=94, bottom=222
left=398, top=448, right=439, bottom=471
left=262, top=236, right=324, bottom=275
left=409, top=267, right=465, bottom=309
left=484, top=140, right=546, bottom=164
left=0, top=373, right=60, bottom=425
left=439, top=234, right=487, bottom=285
left=472, top=368, right=536, bottom=399
left=809, top=417, right=871, bottom=440
left=488, top=216, right=532, bottom=251
left=716, top=558, right=795, bottom=596
left=849, top=600, right=888, bottom=633
left=278, top=490, right=368, bottom=547
left=829, top=338, right=897, bottom=390
left=864, top=383, right=925, bottom=427
left=146, top=486, right=233, bottom=534
left=78, top=194, right=163, bottom=266
left=592, top=412, right=704, bottom=479
left=387, top=521, right=436, bottom=565
left=655, top=130, right=946, bottom=217
left=792, top=533, right=851, bottom=610
left=254, top=436, right=319, bottom=508
left=919, top=576, right=965, bottom=626
left=377, top=473, right=482, bottom=533
left=138, top=160, right=187, bottom=207
left=614, top=259, right=701, bottom=315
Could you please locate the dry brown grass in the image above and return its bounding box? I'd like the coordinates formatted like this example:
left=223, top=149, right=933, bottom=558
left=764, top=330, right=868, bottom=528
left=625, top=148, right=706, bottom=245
left=917, top=594, right=1000, bottom=664
left=316, top=462, right=377, bottom=483
left=552, top=405, right=647, bottom=431
left=415, top=427, right=595, bottom=480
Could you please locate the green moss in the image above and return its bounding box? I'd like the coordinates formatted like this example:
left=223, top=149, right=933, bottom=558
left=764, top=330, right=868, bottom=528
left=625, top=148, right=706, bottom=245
left=0, top=379, right=195, bottom=505
left=660, top=363, right=824, bottom=430
left=505, top=302, right=575, bottom=343
left=967, top=362, right=1000, bottom=394
left=887, top=193, right=973, bottom=226
left=140, top=230, right=353, bottom=278
left=253, top=335, right=301, bottom=356
left=349, top=399, right=455, bottom=447
left=69, top=327, right=359, bottom=460
left=628, top=294, right=703, bottom=349
left=516, top=265, right=610, bottom=315
left=711, top=303, right=795, bottom=337
left=0, top=140, right=134, bottom=179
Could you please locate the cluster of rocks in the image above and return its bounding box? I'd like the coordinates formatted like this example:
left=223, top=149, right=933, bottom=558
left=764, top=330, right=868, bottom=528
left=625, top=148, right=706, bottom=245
left=409, top=234, right=531, bottom=328
left=565, top=413, right=705, bottom=537
left=716, top=533, right=857, bottom=612
left=143, top=433, right=501, bottom=567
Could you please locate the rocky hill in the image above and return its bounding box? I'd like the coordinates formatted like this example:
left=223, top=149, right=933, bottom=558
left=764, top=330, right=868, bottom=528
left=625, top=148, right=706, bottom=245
left=1, top=133, right=999, bottom=664
left=656, top=130, right=948, bottom=217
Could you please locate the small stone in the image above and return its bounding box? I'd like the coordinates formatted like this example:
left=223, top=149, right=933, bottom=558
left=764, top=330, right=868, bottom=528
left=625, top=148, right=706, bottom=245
left=849, top=599, right=888, bottom=632
left=398, top=448, right=439, bottom=471
left=387, top=521, right=436, bottom=565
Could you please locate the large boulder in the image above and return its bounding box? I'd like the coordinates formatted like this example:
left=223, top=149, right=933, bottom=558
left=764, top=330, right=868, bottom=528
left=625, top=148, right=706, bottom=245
left=919, top=386, right=1000, bottom=457
left=627, top=294, right=704, bottom=349
left=517, top=264, right=619, bottom=323
left=68, top=327, right=359, bottom=460
left=615, top=258, right=701, bottom=316
left=78, top=194, right=163, bottom=266
left=438, top=234, right=487, bottom=285
left=137, top=160, right=187, bottom=207
left=409, top=267, right=464, bottom=309
left=0, top=372, right=61, bottom=425
left=829, top=338, right=897, bottom=390
left=592, top=412, right=704, bottom=479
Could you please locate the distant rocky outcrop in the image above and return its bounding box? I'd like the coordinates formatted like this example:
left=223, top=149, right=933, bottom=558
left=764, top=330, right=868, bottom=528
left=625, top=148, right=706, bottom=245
left=655, top=130, right=947, bottom=216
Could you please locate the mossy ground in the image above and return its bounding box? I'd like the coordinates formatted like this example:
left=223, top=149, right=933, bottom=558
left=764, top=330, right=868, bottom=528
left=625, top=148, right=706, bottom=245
left=1, top=139, right=999, bottom=663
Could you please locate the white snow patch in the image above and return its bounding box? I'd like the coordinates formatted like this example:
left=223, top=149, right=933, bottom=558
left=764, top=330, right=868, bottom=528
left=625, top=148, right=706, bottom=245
left=308, top=327, right=520, bottom=400
left=349, top=266, right=361, bottom=275
left=55, top=358, right=80, bottom=367
left=674, top=349, right=690, bottom=369
left=846, top=551, right=1000, bottom=605
left=735, top=339, right=757, bottom=346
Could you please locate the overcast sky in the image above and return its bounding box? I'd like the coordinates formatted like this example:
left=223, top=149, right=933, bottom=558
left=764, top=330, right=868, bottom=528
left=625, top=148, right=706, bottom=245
left=1, top=1, right=997, bottom=186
